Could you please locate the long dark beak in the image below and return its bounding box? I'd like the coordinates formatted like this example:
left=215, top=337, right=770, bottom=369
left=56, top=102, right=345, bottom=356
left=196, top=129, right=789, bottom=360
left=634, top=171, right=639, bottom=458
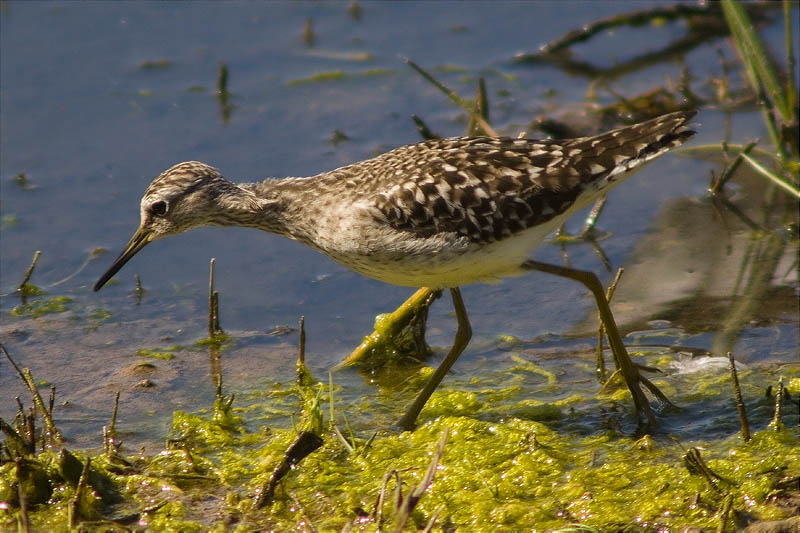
left=94, top=227, right=152, bottom=291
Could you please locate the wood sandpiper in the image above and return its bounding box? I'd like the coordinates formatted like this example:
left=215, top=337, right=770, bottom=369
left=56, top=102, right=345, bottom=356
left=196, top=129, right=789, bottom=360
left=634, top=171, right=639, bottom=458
left=94, top=110, right=697, bottom=429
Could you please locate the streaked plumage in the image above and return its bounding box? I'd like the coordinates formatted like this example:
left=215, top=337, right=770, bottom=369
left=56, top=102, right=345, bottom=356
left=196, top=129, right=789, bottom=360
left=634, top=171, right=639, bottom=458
left=95, top=110, right=695, bottom=292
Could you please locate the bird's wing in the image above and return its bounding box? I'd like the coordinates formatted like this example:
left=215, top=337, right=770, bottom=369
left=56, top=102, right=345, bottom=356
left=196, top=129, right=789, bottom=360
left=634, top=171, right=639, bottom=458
left=367, top=111, right=695, bottom=243
left=366, top=137, right=581, bottom=243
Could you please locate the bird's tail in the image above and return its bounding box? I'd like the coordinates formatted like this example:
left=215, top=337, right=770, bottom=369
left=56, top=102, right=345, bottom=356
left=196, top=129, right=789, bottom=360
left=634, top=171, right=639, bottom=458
left=566, top=110, right=697, bottom=188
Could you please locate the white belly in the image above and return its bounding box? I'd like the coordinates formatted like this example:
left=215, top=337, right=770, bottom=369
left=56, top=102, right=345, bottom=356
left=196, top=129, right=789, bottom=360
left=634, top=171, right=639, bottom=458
left=324, top=216, right=561, bottom=288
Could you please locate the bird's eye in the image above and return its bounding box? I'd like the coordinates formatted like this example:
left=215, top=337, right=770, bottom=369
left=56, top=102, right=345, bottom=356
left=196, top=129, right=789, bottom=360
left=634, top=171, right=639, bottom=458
left=150, top=201, right=168, bottom=216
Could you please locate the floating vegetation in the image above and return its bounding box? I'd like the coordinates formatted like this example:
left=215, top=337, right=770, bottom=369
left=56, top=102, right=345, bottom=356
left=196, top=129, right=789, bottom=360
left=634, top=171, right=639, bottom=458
left=302, top=16, right=314, bottom=48
left=138, top=59, right=172, bottom=70
left=85, top=308, right=112, bottom=331
left=11, top=295, right=71, bottom=318
left=136, top=346, right=182, bottom=361
left=217, top=62, right=233, bottom=124
left=0, top=214, right=16, bottom=230
left=286, top=68, right=393, bottom=86
left=328, top=128, right=350, bottom=146
left=14, top=173, right=33, bottom=190
left=304, top=49, right=373, bottom=62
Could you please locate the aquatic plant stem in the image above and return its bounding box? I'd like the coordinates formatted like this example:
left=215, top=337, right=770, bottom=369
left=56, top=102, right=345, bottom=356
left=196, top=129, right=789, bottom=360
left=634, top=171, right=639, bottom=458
left=17, top=250, right=41, bottom=292
left=727, top=352, right=750, bottom=442
left=1, top=342, right=62, bottom=444
left=208, top=258, right=216, bottom=337
left=68, top=457, right=91, bottom=529
left=17, top=470, right=30, bottom=533
left=298, top=316, right=306, bottom=365
left=740, top=153, right=800, bottom=198
left=770, top=376, right=784, bottom=430
left=404, top=58, right=498, bottom=137
left=709, top=140, right=758, bottom=193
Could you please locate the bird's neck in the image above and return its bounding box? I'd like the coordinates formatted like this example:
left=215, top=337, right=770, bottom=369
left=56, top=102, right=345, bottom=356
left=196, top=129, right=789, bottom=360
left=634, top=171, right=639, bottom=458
left=220, top=177, right=313, bottom=242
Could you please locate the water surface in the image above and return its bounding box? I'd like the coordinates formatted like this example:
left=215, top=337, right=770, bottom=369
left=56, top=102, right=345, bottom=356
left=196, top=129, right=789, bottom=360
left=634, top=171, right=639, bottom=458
left=1, top=2, right=797, bottom=447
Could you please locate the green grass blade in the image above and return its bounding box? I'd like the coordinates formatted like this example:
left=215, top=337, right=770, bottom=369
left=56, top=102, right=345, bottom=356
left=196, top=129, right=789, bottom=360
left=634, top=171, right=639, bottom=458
left=711, top=140, right=759, bottom=193
left=721, top=0, right=791, bottom=122
left=784, top=1, right=797, bottom=126
left=677, top=143, right=776, bottom=161
left=741, top=153, right=800, bottom=198
left=404, top=58, right=498, bottom=136
left=328, top=371, right=335, bottom=429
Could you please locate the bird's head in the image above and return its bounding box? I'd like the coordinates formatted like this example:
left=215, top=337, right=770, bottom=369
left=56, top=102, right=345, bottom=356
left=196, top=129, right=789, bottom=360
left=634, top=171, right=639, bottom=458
left=94, top=161, right=233, bottom=291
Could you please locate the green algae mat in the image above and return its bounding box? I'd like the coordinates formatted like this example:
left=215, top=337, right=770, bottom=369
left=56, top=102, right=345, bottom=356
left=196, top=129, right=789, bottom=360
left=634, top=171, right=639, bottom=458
left=2, top=345, right=798, bottom=532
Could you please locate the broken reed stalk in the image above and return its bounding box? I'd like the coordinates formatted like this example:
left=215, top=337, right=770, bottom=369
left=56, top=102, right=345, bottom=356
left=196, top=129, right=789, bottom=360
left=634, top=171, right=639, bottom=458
left=17, top=250, right=41, bottom=292
left=217, top=63, right=228, bottom=94
left=22, top=369, right=62, bottom=444
left=303, top=17, right=314, bottom=47
left=207, top=258, right=222, bottom=336
left=1, top=343, right=62, bottom=444
left=716, top=493, right=734, bottom=533
left=68, top=457, right=91, bottom=529
left=770, top=376, right=784, bottom=429
left=26, top=408, right=37, bottom=452
left=102, top=426, right=110, bottom=455
left=17, top=469, right=31, bottom=533
left=476, top=77, right=489, bottom=122
left=296, top=316, right=314, bottom=385
left=298, top=316, right=306, bottom=365
left=683, top=448, right=722, bottom=493
left=596, top=267, right=624, bottom=381
left=213, top=291, right=221, bottom=333
left=327, top=371, right=336, bottom=431
left=0, top=417, right=31, bottom=456
left=467, top=77, right=490, bottom=135
left=727, top=352, right=750, bottom=442
left=411, top=114, right=440, bottom=140
left=134, top=273, right=143, bottom=304
left=208, top=258, right=215, bottom=336
left=254, top=431, right=324, bottom=509
left=110, top=391, right=120, bottom=435
left=105, top=391, right=121, bottom=455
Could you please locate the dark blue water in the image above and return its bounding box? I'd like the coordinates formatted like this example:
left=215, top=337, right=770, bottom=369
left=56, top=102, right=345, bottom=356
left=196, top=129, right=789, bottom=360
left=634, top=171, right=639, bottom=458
left=1, top=2, right=797, bottom=445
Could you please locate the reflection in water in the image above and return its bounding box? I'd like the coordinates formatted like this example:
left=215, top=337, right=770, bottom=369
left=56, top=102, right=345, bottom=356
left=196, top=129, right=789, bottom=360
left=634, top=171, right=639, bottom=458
left=209, top=342, right=222, bottom=392
left=581, top=162, right=797, bottom=361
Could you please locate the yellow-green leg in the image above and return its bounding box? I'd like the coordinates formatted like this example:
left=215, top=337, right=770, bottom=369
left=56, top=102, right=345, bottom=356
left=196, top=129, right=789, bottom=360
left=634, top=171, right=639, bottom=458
left=397, top=287, right=472, bottom=430
left=522, top=260, right=667, bottom=424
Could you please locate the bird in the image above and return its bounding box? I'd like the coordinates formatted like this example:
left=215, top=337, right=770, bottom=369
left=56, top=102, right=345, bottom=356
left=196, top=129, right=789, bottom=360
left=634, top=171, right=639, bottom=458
left=94, top=109, right=696, bottom=428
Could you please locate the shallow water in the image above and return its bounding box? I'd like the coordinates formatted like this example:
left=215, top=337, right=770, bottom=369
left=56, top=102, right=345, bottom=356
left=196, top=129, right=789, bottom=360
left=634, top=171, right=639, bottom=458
left=1, top=2, right=798, bottom=450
